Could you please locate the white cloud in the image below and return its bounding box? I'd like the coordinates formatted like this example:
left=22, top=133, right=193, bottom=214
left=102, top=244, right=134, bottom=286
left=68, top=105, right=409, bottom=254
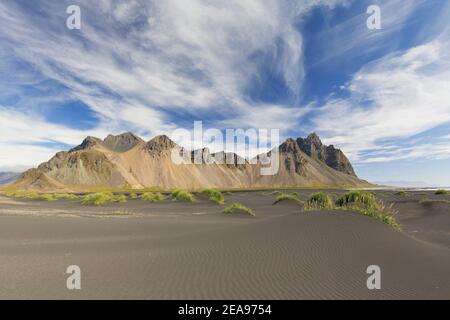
left=360, top=142, right=450, bottom=163
left=0, top=107, right=111, bottom=171
left=313, top=38, right=450, bottom=163
left=0, top=0, right=351, bottom=170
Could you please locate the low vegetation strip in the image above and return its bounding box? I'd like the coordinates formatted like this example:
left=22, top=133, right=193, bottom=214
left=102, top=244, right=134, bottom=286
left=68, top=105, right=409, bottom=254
left=420, top=198, right=450, bottom=205
left=435, top=189, right=449, bottom=195
left=4, top=191, right=80, bottom=201
left=141, top=192, right=166, bottom=202
left=223, top=203, right=255, bottom=216
left=82, top=192, right=127, bottom=206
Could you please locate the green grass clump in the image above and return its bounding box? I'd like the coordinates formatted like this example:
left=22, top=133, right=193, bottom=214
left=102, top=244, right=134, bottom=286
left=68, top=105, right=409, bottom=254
left=420, top=198, right=433, bottom=205
left=141, top=192, right=166, bottom=202
left=336, top=191, right=381, bottom=210
left=273, top=193, right=302, bottom=205
left=171, top=190, right=195, bottom=202
left=435, top=189, right=449, bottom=195
left=114, top=194, right=128, bottom=203
left=304, top=192, right=333, bottom=210
left=39, top=194, right=57, bottom=201
left=340, top=204, right=401, bottom=230
left=201, top=188, right=225, bottom=204
left=82, top=192, right=127, bottom=206
left=223, top=202, right=255, bottom=216
left=129, top=193, right=139, bottom=199
left=335, top=191, right=400, bottom=230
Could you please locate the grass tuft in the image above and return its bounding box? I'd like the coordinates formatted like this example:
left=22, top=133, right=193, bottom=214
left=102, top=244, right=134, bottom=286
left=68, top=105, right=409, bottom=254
left=336, top=191, right=400, bottom=230
left=223, top=202, right=255, bottom=216
left=129, top=193, right=139, bottom=199
left=435, top=189, right=449, bottom=195
left=335, top=191, right=380, bottom=210
left=39, top=194, right=57, bottom=201
left=201, top=189, right=225, bottom=204
left=171, top=190, right=195, bottom=202
left=304, top=192, right=333, bottom=210
left=141, top=192, right=166, bottom=202
left=273, top=193, right=302, bottom=205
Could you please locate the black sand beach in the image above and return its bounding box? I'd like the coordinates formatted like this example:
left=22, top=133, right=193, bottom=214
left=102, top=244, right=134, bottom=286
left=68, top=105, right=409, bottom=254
left=0, top=190, right=449, bottom=299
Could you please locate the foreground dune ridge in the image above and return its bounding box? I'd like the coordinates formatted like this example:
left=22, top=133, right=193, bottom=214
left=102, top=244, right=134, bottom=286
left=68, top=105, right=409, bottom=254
left=0, top=190, right=449, bottom=299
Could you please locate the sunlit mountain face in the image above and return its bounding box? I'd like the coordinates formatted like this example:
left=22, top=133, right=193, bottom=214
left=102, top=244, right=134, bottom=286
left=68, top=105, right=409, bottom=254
left=0, top=0, right=449, bottom=186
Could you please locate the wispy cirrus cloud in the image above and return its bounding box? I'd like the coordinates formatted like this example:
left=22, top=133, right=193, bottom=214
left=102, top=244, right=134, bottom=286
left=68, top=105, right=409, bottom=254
left=312, top=37, right=450, bottom=163
left=0, top=0, right=350, bottom=170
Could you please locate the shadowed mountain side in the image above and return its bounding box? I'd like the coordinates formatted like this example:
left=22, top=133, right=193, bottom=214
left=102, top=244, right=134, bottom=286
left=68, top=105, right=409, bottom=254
left=297, top=133, right=356, bottom=176
left=11, top=133, right=368, bottom=191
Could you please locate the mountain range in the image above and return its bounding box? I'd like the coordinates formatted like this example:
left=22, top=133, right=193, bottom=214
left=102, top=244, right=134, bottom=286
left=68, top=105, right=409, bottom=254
left=10, top=132, right=368, bottom=191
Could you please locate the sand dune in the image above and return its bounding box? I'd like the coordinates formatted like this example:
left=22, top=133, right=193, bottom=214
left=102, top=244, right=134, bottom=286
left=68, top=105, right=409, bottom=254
left=0, top=190, right=449, bottom=299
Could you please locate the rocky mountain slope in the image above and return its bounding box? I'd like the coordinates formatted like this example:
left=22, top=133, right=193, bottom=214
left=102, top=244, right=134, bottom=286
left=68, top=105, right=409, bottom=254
left=11, top=132, right=368, bottom=191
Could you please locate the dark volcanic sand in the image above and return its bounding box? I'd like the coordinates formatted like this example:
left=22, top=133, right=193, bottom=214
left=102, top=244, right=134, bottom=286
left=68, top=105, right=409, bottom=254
left=0, top=190, right=449, bottom=299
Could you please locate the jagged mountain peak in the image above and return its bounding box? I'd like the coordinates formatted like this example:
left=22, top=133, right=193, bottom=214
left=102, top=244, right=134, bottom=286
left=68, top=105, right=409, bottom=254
left=305, top=132, right=323, bottom=145
left=103, top=132, right=144, bottom=152
left=104, top=132, right=141, bottom=141
left=280, top=138, right=301, bottom=153
left=296, top=133, right=355, bottom=176
left=69, top=136, right=103, bottom=153
left=145, top=135, right=177, bottom=152
left=69, top=133, right=144, bottom=153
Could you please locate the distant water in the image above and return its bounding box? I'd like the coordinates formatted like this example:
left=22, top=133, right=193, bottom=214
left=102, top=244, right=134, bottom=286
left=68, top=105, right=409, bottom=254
left=356, top=187, right=450, bottom=192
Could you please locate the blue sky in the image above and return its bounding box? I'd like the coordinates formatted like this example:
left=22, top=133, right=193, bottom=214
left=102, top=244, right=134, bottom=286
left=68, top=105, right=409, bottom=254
left=0, top=0, right=449, bottom=185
